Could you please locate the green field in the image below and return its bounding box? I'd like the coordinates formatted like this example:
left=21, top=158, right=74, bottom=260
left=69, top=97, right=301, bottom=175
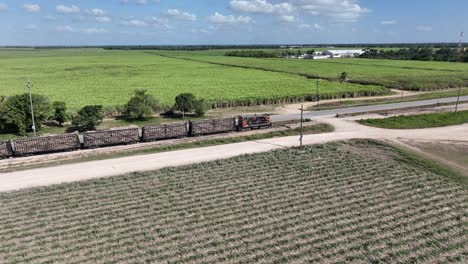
left=0, top=49, right=387, bottom=111
left=359, top=110, right=468, bottom=129
left=154, top=50, right=468, bottom=90
left=0, top=140, right=466, bottom=263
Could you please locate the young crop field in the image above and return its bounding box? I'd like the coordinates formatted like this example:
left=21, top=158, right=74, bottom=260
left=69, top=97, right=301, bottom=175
left=0, top=49, right=386, bottom=110
left=155, top=50, right=468, bottom=90
left=0, top=140, right=466, bottom=263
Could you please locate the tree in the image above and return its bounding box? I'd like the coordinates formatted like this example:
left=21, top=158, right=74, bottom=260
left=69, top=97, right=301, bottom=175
left=72, top=105, right=103, bottom=131
left=124, top=89, right=160, bottom=120
left=0, top=93, right=51, bottom=135
left=194, top=99, right=206, bottom=117
left=339, top=72, right=348, bottom=102
left=173, top=93, right=206, bottom=117
left=174, top=93, right=197, bottom=118
left=52, top=101, right=68, bottom=126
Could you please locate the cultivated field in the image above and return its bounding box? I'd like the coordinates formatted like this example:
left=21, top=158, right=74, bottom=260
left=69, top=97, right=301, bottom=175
left=155, top=50, right=468, bottom=90
left=0, top=49, right=386, bottom=110
left=0, top=140, right=466, bottom=263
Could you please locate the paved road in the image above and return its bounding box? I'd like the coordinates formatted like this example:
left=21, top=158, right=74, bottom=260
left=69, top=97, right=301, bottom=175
left=272, top=96, right=468, bottom=122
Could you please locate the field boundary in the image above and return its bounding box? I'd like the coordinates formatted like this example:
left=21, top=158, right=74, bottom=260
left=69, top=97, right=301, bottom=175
left=148, top=52, right=391, bottom=107
left=149, top=52, right=461, bottom=90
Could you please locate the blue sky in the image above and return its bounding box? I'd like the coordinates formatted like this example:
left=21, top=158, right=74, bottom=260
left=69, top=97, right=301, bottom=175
left=0, top=0, right=466, bottom=45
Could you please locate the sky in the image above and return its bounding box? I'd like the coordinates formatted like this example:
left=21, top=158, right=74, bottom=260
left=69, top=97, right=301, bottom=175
left=0, top=0, right=467, bottom=46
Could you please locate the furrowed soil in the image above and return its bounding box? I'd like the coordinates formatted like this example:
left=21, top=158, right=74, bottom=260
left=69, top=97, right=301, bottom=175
left=0, top=140, right=466, bottom=263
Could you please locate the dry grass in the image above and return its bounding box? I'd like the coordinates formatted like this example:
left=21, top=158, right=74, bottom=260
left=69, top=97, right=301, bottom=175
left=0, top=140, right=466, bottom=263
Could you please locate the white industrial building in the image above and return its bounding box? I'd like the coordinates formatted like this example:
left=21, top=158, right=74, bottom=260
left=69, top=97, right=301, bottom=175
left=322, top=49, right=365, bottom=58
left=303, top=54, right=331, bottom=60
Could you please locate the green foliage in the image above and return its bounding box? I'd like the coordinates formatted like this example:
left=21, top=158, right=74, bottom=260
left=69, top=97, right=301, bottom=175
left=0, top=93, right=51, bottom=135
left=174, top=93, right=206, bottom=117
left=359, top=110, right=468, bottom=129
left=194, top=99, right=206, bottom=117
left=0, top=49, right=388, bottom=110
left=157, top=51, right=468, bottom=91
left=225, top=50, right=277, bottom=58
left=52, top=101, right=67, bottom=126
left=124, top=89, right=160, bottom=120
left=71, top=105, right=104, bottom=131
left=360, top=46, right=468, bottom=62
left=339, top=72, right=348, bottom=83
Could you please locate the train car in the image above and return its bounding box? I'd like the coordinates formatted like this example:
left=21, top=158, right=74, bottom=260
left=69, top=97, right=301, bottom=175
left=0, top=140, right=13, bottom=159
left=190, top=118, right=237, bottom=136
left=83, top=128, right=140, bottom=148
left=13, top=134, right=81, bottom=156
left=238, top=115, right=272, bottom=130
left=142, top=122, right=189, bottom=142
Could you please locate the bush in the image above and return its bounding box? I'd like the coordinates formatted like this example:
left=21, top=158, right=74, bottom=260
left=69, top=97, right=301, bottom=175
left=72, top=105, right=104, bottom=132
left=174, top=93, right=206, bottom=117
left=0, top=93, right=52, bottom=135
left=194, top=99, right=206, bottom=117
left=124, top=89, right=160, bottom=120
left=52, top=101, right=68, bottom=126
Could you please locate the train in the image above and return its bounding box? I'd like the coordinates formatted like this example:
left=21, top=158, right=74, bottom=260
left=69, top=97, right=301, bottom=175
left=0, top=115, right=272, bottom=159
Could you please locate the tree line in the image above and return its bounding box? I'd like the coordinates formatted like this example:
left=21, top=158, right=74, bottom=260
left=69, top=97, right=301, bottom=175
left=224, top=50, right=278, bottom=58
left=0, top=90, right=206, bottom=136
left=360, top=47, right=468, bottom=62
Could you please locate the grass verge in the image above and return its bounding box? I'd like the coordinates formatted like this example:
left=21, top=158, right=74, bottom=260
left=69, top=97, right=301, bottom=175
left=358, top=110, right=468, bottom=129
left=307, top=88, right=468, bottom=111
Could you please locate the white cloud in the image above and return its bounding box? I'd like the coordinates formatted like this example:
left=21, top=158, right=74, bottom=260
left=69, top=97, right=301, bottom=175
left=166, top=9, right=197, bottom=21
left=121, top=0, right=159, bottom=4
left=207, top=12, right=252, bottom=24
left=381, top=20, right=397, bottom=25
left=22, top=4, right=41, bottom=13
left=279, top=15, right=296, bottom=23
left=416, top=25, right=432, bottom=32
left=96, top=16, right=112, bottom=23
left=0, top=3, right=8, bottom=12
left=44, top=15, right=56, bottom=21
left=56, top=25, right=74, bottom=32
left=229, top=0, right=293, bottom=14
left=56, top=5, right=80, bottom=14
left=293, top=0, right=369, bottom=22
left=231, top=0, right=369, bottom=22
left=121, top=18, right=148, bottom=27
left=298, top=23, right=323, bottom=30
left=86, top=8, right=105, bottom=16
left=24, top=24, right=38, bottom=31
left=82, top=28, right=108, bottom=34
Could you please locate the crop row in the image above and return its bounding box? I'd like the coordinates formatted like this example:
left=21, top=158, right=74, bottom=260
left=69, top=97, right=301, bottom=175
left=0, top=142, right=466, bottom=263
left=157, top=51, right=468, bottom=91
left=0, top=49, right=388, bottom=110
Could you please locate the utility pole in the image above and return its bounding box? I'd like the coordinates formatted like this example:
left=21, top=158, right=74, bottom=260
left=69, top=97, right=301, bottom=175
left=455, top=32, right=464, bottom=113
left=455, top=84, right=462, bottom=113
left=299, top=104, right=304, bottom=148
left=316, top=79, right=320, bottom=110
left=26, top=79, right=37, bottom=137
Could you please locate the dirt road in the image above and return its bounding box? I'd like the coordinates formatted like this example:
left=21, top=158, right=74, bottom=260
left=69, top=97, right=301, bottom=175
left=1, top=116, right=466, bottom=192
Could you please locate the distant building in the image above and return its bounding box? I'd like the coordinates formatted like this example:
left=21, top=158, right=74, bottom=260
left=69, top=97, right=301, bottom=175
left=303, top=54, right=330, bottom=60
left=323, top=49, right=365, bottom=58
